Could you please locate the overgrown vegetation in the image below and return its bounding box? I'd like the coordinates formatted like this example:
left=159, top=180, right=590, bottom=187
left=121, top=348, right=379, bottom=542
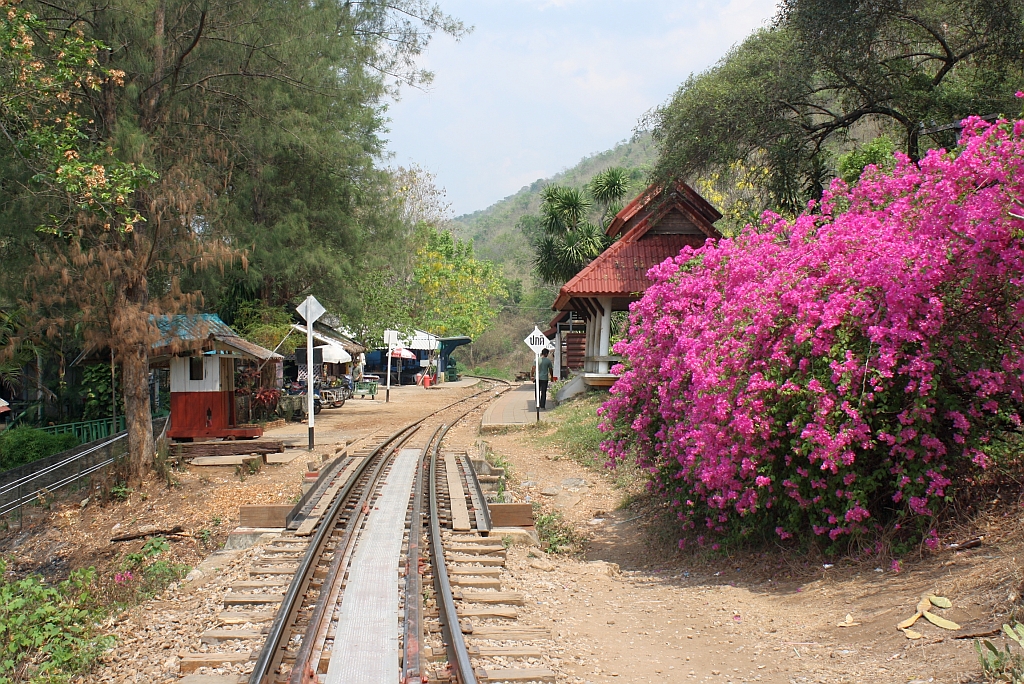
left=0, top=428, right=79, bottom=471
left=977, top=623, right=1024, bottom=683
left=651, top=0, right=1024, bottom=215
left=102, top=537, right=189, bottom=609
left=0, top=559, right=113, bottom=683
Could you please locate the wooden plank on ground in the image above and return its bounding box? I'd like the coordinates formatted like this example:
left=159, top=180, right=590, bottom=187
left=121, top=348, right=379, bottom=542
left=448, top=554, right=505, bottom=566
left=175, top=441, right=283, bottom=459
left=450, top=576, right=501, bottom=589
left=295, top=456, right=366, bottom=536
left=458, top=591, right=524, bottom=606
left=469, top=625, right=551, bottom=640
left=190, top=455, right=264, bottom=467
left=488, top=503, right=534, bottom=528
left=180, top=652, right=253, bottom=673
left=200, top=629, right=265, bottom=644
left=248, top=565, right=297, bottom=575
left=223, top=593, right=284, bottom=606
left=445, top=452, right=472, bottom=531
left=448, top=544, right=504, bottom=555
left=449, top=566, right=502, bottom=576
left=238, top=504, right=293, bottom=528
left=477, top=668, right=555, bottom=682
left=458, top=605, right=518, bottom=619
left=218, top=611, right=274, bottom=625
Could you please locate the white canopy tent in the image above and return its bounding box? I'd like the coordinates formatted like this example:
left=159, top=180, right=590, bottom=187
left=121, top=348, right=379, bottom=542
left=291, top=324, right=353, bottom=363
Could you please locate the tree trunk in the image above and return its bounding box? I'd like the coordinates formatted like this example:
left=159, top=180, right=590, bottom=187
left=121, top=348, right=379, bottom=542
left=122, top=343, right=153, bottom=483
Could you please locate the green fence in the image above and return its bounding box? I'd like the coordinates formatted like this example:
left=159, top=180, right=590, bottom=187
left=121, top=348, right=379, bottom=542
left=40, top=416, right=126, bottom=444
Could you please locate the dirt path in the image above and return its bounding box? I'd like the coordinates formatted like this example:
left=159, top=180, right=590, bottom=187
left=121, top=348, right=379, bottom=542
left=485, top=412, right=1017, bottom=684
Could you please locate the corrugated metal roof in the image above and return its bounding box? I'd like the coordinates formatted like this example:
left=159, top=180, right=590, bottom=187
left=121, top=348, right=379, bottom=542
left=153, top=313, right=236, bottom=341
left=153, top=314, right=281, bottom=361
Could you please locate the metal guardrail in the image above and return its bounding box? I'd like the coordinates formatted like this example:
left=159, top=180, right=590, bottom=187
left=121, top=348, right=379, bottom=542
left=0, top=416, right=167, bottom=517
left=41, top=416, right=125, bottom=443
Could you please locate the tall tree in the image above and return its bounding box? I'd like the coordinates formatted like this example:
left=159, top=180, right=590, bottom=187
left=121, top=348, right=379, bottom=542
left=412, top=226, right=505, bottom=338
left=652, top=0, right=1024, bottom=213
left=1, top=0, right=465, bottom=480
left=528, top=167, right=632, bottom=285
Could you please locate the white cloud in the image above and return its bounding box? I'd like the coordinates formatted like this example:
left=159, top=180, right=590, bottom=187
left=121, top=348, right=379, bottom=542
left=384, top=0, right=779, bottom=215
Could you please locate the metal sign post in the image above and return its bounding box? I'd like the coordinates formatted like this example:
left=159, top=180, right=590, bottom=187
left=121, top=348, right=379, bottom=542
left=296, top=295, right=326, bottom=450
left=384, top=330, right=399, bottom=403
left=524, top=326, right=549, bottom=423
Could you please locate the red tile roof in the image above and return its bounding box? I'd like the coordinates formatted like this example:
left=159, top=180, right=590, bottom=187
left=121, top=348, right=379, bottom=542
left=553, top=230, right=706, bottom=310
left=552, top=181, right=722, bottom=311
left=606, top=181, right=722, bottom=238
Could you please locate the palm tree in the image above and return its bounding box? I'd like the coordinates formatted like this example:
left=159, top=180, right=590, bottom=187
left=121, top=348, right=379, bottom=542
left=531, top=167, right=635, bottom=285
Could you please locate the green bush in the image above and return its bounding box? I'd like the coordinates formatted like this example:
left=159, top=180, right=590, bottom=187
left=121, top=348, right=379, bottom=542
left=0, top=559, right=113, bottom=683
left=534, top=507, right=585, bottom=555
left=0, top=428, right=79, bottom=471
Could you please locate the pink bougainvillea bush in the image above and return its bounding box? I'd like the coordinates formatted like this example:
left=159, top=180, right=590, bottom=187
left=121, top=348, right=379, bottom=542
left=600, top=117, right=1024, bottom=552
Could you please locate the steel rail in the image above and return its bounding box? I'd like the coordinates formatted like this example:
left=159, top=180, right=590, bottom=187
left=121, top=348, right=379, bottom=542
left=287, top=426, right=419, bottom=684
left=401, top=425, right=439, bottom=684
left=250, top=380, right=507, bottom=684
left=249, top=422, right=419, bottom=684
left=429, top=422, right=478, bottom=684
left=463, top=452, right=492, bottom=536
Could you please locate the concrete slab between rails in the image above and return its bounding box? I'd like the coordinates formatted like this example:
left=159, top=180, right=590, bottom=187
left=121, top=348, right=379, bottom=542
left=480, top=384, right=548, bottom=432
left=489, top=526, right=539, bottom=546
left=223, top=528, right=285, bottom=551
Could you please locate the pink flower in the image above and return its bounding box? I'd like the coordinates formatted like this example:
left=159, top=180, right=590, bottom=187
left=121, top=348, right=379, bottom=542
left=599, top=115, right=1024, bottom=550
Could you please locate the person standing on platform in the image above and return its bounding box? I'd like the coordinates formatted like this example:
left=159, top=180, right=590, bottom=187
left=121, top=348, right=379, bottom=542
left=537, top=348, right=555, bottom=410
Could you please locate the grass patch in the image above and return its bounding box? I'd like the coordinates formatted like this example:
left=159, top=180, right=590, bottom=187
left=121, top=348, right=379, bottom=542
left=533, top=393, right=643, bottom=491
left=536, top=394, right=606, bottom=467
left=465, top=366, right=514, bottom=381
left=533, top=506, right=586, bottom=555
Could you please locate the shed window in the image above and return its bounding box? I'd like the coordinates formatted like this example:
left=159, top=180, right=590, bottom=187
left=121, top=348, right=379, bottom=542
left=189, top=357, right=204, bottom=381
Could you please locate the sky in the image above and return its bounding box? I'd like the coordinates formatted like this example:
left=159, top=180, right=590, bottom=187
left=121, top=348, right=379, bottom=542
left=383, top=0, right=780, bottom=217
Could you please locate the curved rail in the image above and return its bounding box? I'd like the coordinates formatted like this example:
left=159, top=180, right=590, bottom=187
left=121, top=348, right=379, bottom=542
left=401, top=425, right=439, bottom=684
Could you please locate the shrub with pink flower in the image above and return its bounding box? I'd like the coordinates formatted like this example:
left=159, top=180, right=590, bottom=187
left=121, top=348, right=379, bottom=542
left=600, top=116, right=1024, bottom=552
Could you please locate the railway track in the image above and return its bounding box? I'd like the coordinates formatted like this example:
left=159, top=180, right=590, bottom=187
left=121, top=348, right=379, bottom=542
left=176, top=377, right=556, bottom=684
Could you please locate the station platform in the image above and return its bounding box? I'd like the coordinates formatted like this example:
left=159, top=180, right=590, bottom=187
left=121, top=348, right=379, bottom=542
left=480, top=383, right=548, bottom=431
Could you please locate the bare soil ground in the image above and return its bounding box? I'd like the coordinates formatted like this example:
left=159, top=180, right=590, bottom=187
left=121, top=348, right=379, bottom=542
left=2, top=381, right=1020, bottom=683
left=483, top=402, right=1024, bottom=684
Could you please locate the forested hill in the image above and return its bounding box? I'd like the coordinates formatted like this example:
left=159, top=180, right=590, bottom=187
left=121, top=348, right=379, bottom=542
left=451, top=134, right=656, bottom=279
